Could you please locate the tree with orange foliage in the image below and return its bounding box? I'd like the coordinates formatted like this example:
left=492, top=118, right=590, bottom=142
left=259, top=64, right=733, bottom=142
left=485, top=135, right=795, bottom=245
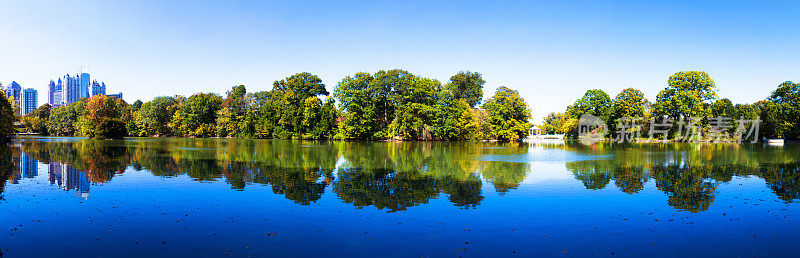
left=80, top=95, right=128, bottom=139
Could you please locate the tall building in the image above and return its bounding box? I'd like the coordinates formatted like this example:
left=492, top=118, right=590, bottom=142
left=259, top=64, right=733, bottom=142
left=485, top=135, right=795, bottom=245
left=53, top=68, right=118, bottom=105
left=22, top=88, right=38, bottom=115
left=4, top=81, right=22, bottom=106
left=48, top=79, right=63, bottom=106
left=63, top=74, right=81, bottom=104
left=79, top=71, right=90, bottom=99
left=91, top=80, right=105, bottom=96
left=55, top=78, right=64, bottom=106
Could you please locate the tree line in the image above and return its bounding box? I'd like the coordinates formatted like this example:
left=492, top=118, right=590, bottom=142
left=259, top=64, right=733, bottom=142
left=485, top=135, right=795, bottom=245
left=541, top=71, right=800, bottom=141
left=0, top=70, right=533, bottom=140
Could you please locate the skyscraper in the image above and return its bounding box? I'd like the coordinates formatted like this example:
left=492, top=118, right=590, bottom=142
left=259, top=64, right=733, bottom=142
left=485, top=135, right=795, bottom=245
left=22, top=88, right=38, bottom=115
left=79, top=70, right=90, bottom=99
left=91, top=80, right=105, bottom=96
left=63, top=74, right=81, bottom=104
left=53, top=68, right=118, bottom=105
left=56, top=78, right=64, bottom=105
left=4, top=81, right=22, bottom=107
left=48, top=79, right=63, bottom=106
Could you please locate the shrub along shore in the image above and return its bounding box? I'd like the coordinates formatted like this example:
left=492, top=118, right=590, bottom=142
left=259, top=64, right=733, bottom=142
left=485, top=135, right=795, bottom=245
left=2, top=70, right=797, bottom=142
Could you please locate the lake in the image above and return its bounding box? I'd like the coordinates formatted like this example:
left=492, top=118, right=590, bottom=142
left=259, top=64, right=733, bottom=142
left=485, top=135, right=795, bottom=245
left=1, top=137, right=800, bottom=256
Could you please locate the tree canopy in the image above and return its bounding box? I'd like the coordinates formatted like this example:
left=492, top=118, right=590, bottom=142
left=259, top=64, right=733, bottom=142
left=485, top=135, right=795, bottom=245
left=481, top=86, right=532, bottom=141
left=447, top=71, right=485, bottom=108
left=0, top=94, right=14, bottom=137
left=653, top=71, right=718, bottom=119
left=80, top=95, right=128, bottom=139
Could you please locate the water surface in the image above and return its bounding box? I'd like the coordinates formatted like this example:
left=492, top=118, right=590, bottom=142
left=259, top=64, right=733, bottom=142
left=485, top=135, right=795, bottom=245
left=2, top=137, right=800, bottom=256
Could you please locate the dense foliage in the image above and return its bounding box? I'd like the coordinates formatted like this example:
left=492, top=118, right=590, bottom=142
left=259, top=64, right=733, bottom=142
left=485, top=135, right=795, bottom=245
left=0, top=94, right=14, bottom=137
left=80, top=95, right=128, bottom=139
left=21, top=104, right=51, bottom=134
left=335, top=70, right=530, bottom=141
left=542, top=71, right=798, bottom=141
left=653, top=71, right=718, bottom=120
left=48, top=101, right=86, bottom=136
left=10, top=70, right=793, bottom=142
left=762, top=81, right=800, bottom=140
left=0, top=71, right=532, bottom=141
left=481, top=87, right=532, bottom=141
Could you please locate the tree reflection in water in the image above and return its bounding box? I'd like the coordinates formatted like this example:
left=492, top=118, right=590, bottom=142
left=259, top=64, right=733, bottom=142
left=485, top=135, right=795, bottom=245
left=558, top=142, right=800, bottom=212
left=6, top=137, right=800, bottom=212
left=11, top=138, right=514, bottom=210
left=0, top=145, right=16, bottom=200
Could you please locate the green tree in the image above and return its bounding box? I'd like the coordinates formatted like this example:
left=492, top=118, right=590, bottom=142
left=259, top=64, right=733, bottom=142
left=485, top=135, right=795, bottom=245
left=23, top=104, right=52, bottom=134
left=215, top=107, right=234, bottom=137
left=732, top=103, right=760, bottom=139
left=134, top=96, right=180, bottom=137
left=765, top=81, right=800, bottom=140
left=564, top=89, right=612, bottom=138
left=174, top=93, right=223, bottom=137
left=335, top=72, right=378, bottom=139
left=372, top=70, right=414, bottom=138
left=653, top=71, right=718, bottom=120
left=268, top=73, right=330, bottom=139
left=300, top=96, right=323, bottom=139
left=48, top=101, right=85, bottom=136
left=567, top=89, right=613, bottom=122
left=447, top=71, right=485, bottom=108
left=481, top=86, right=532, bottom=141
left=609, top=88, right=649, bottom=137
left=0, top=94, right=14, bottom=137
left=6, top=96, right=21, bottom=123
left=541, top=112, right=567, bottom=134
left=758, top=100, right=786, bottom=139
left=318, top=96, right=340, bottom=139
left=217, top=85, right=255, bottom=138
left=734, top=103, right=759, bottom=120
left=389, top=76, right=441, bottom=140
left=252, top=91, right=281, bottom=138
left=431, top=92, right=477, bottom=140
left=711, top=98, right=735, bottom=117
left=708, top=98, right=737, bottom=136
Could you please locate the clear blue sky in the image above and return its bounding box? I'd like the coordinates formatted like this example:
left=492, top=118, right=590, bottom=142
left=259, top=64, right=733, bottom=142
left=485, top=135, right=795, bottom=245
left=1, top=0, right=798, bottom=122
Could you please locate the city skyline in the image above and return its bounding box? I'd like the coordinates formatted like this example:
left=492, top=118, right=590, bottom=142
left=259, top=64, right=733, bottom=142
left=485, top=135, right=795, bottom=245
left=4, top=67, right=122, bottom=113
left=47, top=67, right=120, bottom=107
left=1, top=1, right=799, bottom=122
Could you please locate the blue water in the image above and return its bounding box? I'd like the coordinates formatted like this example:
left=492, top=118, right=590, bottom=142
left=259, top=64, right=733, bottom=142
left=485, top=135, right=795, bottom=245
left=1, top=137, right=799, bottom=256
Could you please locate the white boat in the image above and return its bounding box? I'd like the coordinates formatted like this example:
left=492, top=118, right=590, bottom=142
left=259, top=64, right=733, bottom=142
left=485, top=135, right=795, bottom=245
left=766, top=139, right=785, bottom=145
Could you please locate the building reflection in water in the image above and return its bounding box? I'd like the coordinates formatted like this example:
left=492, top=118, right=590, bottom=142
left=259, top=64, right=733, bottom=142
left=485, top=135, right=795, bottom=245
left=47, top=161, right=91, bottom=199
left=22, top=154, right=38, bottom=179
left=11, top=151, right=91, bottom=199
